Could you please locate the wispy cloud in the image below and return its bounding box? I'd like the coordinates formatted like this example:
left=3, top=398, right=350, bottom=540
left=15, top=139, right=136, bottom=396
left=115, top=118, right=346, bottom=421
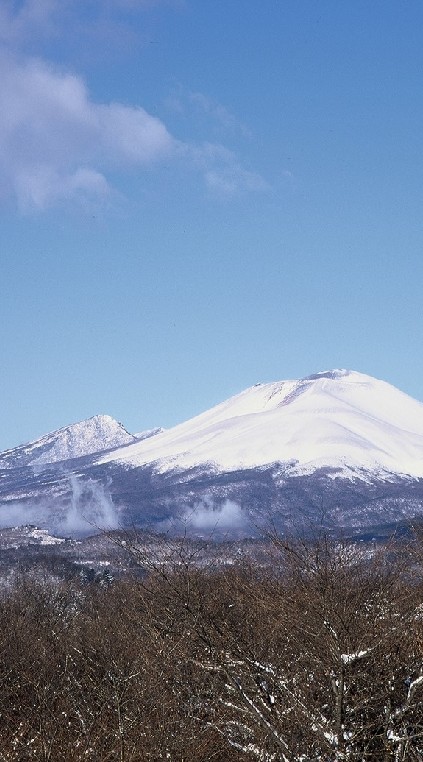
left=188, top=91, right=252, bottom=138
left=186, top=142, right=269, bottom=196
left=0, top=1, right=267, bottom=210
left=165, top=87, right=268, bottom=195
left=205, top=164, right=269, bottom=196
left=0, top=0, right=174, bottom=48
left=0, top=53, right=267, bottom=210
left=0, top=52, right=174, bottom=210
left=167, top=86, right=251, bottom=138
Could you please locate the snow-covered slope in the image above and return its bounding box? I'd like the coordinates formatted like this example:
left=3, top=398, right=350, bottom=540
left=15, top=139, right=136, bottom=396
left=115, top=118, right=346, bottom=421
left=0, top=415, right=137, bottom=470
left=98, top=370, right=423, bottom=480
left=133, top=427, right=165, bottom=440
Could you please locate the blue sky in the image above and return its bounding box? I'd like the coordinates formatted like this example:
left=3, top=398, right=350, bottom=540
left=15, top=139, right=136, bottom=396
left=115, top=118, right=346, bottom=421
left=2, top=0, right=423, bottom=449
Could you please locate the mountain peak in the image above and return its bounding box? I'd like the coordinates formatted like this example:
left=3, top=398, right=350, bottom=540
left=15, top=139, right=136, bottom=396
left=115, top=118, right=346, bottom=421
left=0, top=414, right=136, bottom=470
left=98, top=369, right=423, bottom=480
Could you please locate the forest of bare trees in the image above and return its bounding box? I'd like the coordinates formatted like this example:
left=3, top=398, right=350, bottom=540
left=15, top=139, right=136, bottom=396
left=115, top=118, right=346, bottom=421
left=0, top=532, right=423, bottom=760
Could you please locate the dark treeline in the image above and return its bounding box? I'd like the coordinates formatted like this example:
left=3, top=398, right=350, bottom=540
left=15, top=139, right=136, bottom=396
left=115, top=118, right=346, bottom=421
left=1, top=533, right=423, bottom=760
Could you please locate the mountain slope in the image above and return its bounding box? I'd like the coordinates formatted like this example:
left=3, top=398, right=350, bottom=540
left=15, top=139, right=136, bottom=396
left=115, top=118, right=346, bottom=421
left=98, top=370, right=423, bottom=480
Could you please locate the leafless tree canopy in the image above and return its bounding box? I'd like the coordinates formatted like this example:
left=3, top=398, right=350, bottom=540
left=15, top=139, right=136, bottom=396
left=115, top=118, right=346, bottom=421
left=0, top=533, right=422, bottom=760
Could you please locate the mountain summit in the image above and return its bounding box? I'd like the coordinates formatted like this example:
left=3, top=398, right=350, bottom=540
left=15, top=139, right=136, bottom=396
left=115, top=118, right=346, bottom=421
left=0, top=414, right=137, bottom=470
left=99, top=370, right=423, bottom=480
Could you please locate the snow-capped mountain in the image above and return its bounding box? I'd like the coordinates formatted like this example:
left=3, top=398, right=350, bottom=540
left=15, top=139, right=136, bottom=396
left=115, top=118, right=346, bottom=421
left=2, top=370, right=423, bottom=539
left=0, top=414, right=137, bottom=470
left=98, top=369, right=423, bottom=480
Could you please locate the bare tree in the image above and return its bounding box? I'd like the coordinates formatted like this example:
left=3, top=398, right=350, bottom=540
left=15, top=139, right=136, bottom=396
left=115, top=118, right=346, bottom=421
left=124, top=531, right=423, bottom=760
left=0, top=531, right=422, bottom=760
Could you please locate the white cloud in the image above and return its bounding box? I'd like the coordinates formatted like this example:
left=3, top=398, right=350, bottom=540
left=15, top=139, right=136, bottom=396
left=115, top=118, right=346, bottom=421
left=0, top=53, right=175, bottom=210
left=97, top=102, right=173, bottom=165
left=0, top=4, right=267, bottom=210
